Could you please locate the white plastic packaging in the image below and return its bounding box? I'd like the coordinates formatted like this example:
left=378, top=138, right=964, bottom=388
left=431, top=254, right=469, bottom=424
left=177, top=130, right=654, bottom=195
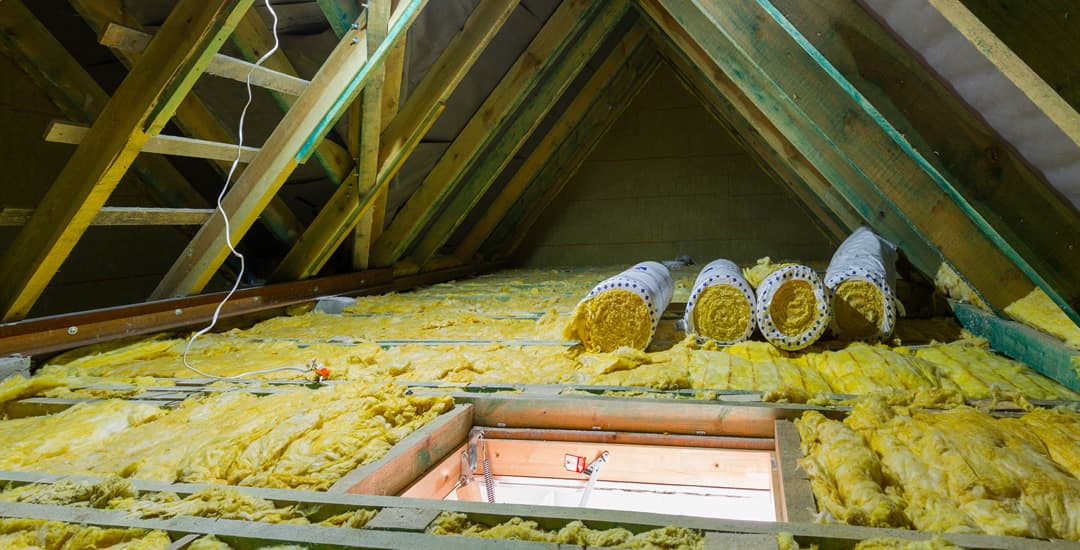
left=755, top=265, right=831, bottom=351
left=824, top=227, right=898, bottom=340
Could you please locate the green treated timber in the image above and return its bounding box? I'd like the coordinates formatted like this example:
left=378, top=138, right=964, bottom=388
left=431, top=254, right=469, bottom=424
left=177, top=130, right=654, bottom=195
left=410, top=2, right=635, bottom=265
left=454, top=24, right=651, bottom=261
left=952, top=302, right=1080, bottom=394
left=660, top=44, right=853, bottom=243
left=151, top=0, right=427, bottom=299
left=369, top=0, right=605, bottom=267
left=272, top=1, right=519, bottom=280
left=642, top=0, right=1030, bottom=316
left=747, top=0, right=1079, bottom=326
left=488, top=50, right=660, bottom=258
left=0, top=0, right=206, bottom=211
left=318, top=0, right=365, bottom=38
left=0, top=0, right=254, bottom=321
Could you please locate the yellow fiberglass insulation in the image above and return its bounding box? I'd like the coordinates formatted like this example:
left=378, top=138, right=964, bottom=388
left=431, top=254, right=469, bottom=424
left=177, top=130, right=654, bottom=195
left=795, top=411, right=908, bottom=527
left=688, top=341, right=832, bottom=398
left=428, top=512, right=704, bottom=549
left=1014, top=407, right=1080, bottom=480
left=777, top=533, right=960, bottom=550
left=1005, top=287, right=1080, bottom=350
left=0, top=518, right=171, bottom=549
left=692, top=284, right=751, bottom=342
left=0, top=383, right=451, bottom=491
left=933, top=264, right=988, bottom=310
left=911, top=339, right=1079, bottom=400
left=742, top=257, right=797, bottom=288
left=804, top=344, right=955, bottom=395
left=755, top=265, right=831, bottom=351
left=833, top=281, right=886, bottom=340
left=800, top=395, right=1080, bottom=540
left=565, top=289, right=653, bottom=352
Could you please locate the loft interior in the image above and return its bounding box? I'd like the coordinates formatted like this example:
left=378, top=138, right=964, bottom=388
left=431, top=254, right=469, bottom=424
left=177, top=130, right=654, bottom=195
left=0, top=0, right=1078, bottom=548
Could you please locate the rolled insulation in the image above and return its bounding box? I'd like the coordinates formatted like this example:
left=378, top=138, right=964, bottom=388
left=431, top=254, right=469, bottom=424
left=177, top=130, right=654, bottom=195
left=825, top=227, right=898, bottom=341
left=684, top=259, right=756, bottom=344
left=755, top=265, right=831, bottom=350
left=564, top=261, right=673, bottom=352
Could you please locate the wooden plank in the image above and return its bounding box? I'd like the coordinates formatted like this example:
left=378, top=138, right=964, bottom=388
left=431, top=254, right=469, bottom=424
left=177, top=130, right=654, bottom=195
left=369, top=0, right=605, bottom=267
left=100, top=22, right=308, bottom=96
left=704, top=533, right=780, bottom=550
left=639, top=0, right=1038, bottom=317
left=364, top=508, right=443, bottom=532
left=0, top=0, right=254, bottom=321
left=151, top=0, right=428, bottom=299
left=45, top=121, right=260, bottom=163
left=273, top=0, right=519, bottom=280
left=318, top=0, right=366, bottom=38
left=455, top=24, right=649, bottom=261
left=952, top=301, right=1080, bottom=393
left=69, top=0, right=306, bottom=247
left=773, top=420, right=817, bottom=523
left=491, top=49, right=659, bottom=258
left=0, top=0, right=207, bottom=211
left=349, top=0, right=392, bottom=271
left=410, top=3, right=635, bottom=265
left=332, top=404, right=474, bottom=494
left=660, top=42, right=854, bottom=243
left=0, top=207, right=214, bottom=227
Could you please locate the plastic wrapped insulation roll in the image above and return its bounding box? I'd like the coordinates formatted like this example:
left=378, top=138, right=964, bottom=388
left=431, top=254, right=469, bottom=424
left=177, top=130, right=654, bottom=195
left=564, top=261, right=674, bottom=352
left=755, top=265, right=831, bottom=351
left=825, top=227, right=898, bottom=341
left=684, top=259, right=756, bottom=344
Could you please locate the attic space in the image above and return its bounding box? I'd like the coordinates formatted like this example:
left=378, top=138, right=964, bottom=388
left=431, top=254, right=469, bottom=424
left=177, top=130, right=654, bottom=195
left=1, top=0, right=1080, bottom=548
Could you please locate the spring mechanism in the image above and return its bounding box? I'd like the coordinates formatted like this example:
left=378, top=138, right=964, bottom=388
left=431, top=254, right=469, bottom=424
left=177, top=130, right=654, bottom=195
left=480, top=433, right=495, bottom=503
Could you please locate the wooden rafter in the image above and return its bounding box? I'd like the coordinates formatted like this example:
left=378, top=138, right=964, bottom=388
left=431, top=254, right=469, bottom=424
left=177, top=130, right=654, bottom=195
left=409, top=2, right=634, bottom=266
left=369, top=0, right=607, bottom=267
left=635, top=0, right=1040, bottom=318
left=455, top=23, right=652, bottom=262
left=45, top=121, right=260, bottom=163
left=0, top=207, right=213, bottom=227
left=151, top=0, right=429, bottom=299
left=271, top=0, right=520, bottom=281
left=492, top=46, right=661, bottom=258
left=68, top=0, right=306, bottom=247
left=316, top=0, right=366, bottom=38
left=0, top=0, right=254, bottom=321
left=0, top=0, right=206, bottom=211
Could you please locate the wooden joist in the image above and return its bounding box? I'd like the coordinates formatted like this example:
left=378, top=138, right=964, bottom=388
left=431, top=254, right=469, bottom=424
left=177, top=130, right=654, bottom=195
left=272, top=0, right=520, bottom=281
left=317, top=0, right=367, bottom=38
left=409, top=2, right=635, bottom=266
left=0, top=207, right=214, bottom=227
left=45, top=121, right=260, bottom=163
left=151, top=0, right=428, bottom=299
left=369, top=0, right=606, bottom=267
left=0, top=0, right=255, bottom=322
left=0, top=0, right=207, bottom=212
left=69, top=0, right=306, bottom=247
left=99, top=23, right=309, bottom=96
left=455, top=23, right=652, bottom=261
left=637, top=0, right=1040, bottom=319
left=491, top=46, right=660, bottom=258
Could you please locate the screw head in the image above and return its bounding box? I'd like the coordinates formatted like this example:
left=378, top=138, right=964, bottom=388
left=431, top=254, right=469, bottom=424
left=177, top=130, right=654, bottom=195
left=67, top=326, right=78, bottom=335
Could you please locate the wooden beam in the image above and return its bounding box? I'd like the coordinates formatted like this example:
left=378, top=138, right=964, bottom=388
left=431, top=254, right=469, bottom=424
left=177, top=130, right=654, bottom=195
left=151, top=0, right=428, bottom=299
left=637, top=0, right=1039, bottom=319
left=409, top=3, right=635, bottom=266
left=272, top=0, right=520, bottom=281
left=773, top=420, right=817, bottom=523
left=349, top=0, right=392, bottom=271
left=369, top=0, right=607, bottom=267
left=952, top=302, right=1080, bottom=394
left=99, top=22, right=309, bottom=96
left=491, top=49, right=660, bottom=258
left=69, top=0, right=306, bottom=247
left=0, top=0, right=207, bottom=211
left=454, top=23, right=651, bottom=262
left=0, top=0, right=254, bottom=321
left=0, top=207, right=214, bottom=227
left=317, top=0, right=366, bottom=38
left=658, top=41, right=853, bottom=243
left=45, top=121, right=260, bottom=163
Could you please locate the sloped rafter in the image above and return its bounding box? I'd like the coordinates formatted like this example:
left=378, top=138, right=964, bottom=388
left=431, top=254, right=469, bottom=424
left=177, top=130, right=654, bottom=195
left=409, top=1, right=635, bottom=266
left=0, top=0, right=254, bottom=321
left=369, top=0, right=609, bottom=268
left=455, top=22, right=653, bottom=262
left=657, top=39, right=855, bottom=243
left=0, top=0, right=207, bottom=212
left=271, top=0, right=520, bottom=281
left=317, top=0, right=366, bottom=38
left=637, top=0, right=1042, bottom=319
left=490, top=46, right=662, bottom=258
left=46, top=121, right=261, bottom=164
left=151, top=0, right=428, bottom=299
left=68, top=0, right=305, bottom=246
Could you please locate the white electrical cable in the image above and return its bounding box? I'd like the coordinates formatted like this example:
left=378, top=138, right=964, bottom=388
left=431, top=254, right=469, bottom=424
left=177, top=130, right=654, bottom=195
left=182, top=0, right=312, bottom=380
